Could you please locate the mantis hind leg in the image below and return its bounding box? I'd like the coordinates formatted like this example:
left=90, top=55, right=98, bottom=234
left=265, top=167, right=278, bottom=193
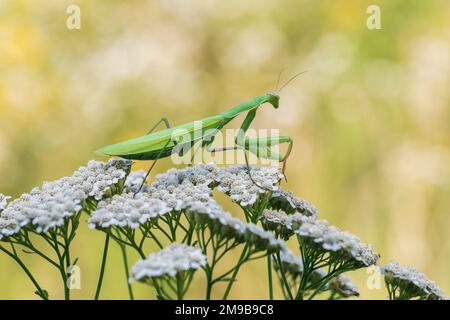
left=146, top=117, right=171, bottom=134
left=135, top=139, right=172, bottom=195
left=134, top=117, right=172, bottom=194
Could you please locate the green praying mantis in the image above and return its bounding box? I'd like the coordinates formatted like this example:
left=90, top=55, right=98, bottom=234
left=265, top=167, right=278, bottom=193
left=96, top=72, right=305, bottom=192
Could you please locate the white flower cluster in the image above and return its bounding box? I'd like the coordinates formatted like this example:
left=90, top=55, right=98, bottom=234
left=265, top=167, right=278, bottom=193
left=88, top=192, right=171, bottom=229
left=130, top=243, right=207, bottom=281
left=187, top=199, right=246, bottom=241
left=215, top=165, right=283, bottom=206
left=381, top=261, right=446, bottom=300
left=124, top=170, right=151, bottom=193
left=73, top=159, right=132, bottom=200
left=149, top=181, right=213, bottom=212
left=262, top=210, right=378, bottom=267
left=269, top=190, right=318, bottom=217
left=261, top=209, right=296, bottom=239
left=187, top=200, right=285, bottom=253
left=152, top=163, right=218, bottom=188
left=329, top=275, right=359, bottom=298
left=92, top=164, right=285, bottom=247
left=0, top=194, right=11, bottom=212
left=279, top=249, right=324, bottom=281
left=278, top=249, right=358, bottom=297
left=129, top=164, right=217, bottom=212
left=146, top=164, right=283, bottom=207
left=279, top=249, right=305, bottom=277
left=100, top=167, right=286, bottom=252
left=244, top=223, right=286, bottom=253
left=0, top=159, right=131, bottom=239
left=294, top=215, right=379, bottom=267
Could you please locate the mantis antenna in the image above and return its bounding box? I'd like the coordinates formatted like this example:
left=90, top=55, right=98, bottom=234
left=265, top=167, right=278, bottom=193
left=275, top=68, right=288, bottom=92
left=277, top=70, right=308, bottom=94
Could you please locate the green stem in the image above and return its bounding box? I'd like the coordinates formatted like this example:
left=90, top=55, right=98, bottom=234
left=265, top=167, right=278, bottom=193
left=0, top=244, right=48, bottom=300
left=205, top=239, right=217, bottom=300
left=274, top=253, right=294, bottom=300
left=222, top=245, right=249, bottom=299
left=50, top=232, right=69, bottom=300
left=118, top=241, right=135, bottom=300
left=176, top=273, right=184, bottom=300
left=94, top=233, right=110, bottom=300
left=63, top=227, right=72, bottom=300
left=267, top=255, right=273, bottom=299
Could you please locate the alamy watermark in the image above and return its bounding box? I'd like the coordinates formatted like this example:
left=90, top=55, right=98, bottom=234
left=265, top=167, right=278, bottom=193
left=366, top=5, right=381, bottom=30
left=67, top=265, right=81, bottom=290
left=168, top=124, right=284, bottom=167
left=366, top=265, right=382, bottom=290
left=66, top=4, right=81, bottom=30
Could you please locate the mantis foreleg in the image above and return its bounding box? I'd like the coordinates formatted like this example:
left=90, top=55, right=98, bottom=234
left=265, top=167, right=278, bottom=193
left=234, top=108, right=278, bottom=191
left=242, top=135, right=293, bottom=180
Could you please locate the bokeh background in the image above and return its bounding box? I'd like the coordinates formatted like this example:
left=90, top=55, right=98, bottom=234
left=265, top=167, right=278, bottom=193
left=1, top=0, right=449, bottom=299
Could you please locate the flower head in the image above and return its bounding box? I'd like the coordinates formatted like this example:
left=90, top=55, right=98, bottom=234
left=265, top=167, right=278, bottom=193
left=381, top=261, right=446, bottom=300
left=186, top=199, right=285, bottom=252
left=215, top=165, right=283, bottom=206
left=130, top=243, right=207, bottom=281
left=294, top=215, right=379, bottom=267
left=261, top=209, right=295, bottom=239
left=0, top=194, right=11, bottom=212
left=277, top=249, right=357, bottom=298
left=88, top=192, right=171, bottom=229
left=0, top=159, right=131, bottom=239
left=244, top=223, right=286, bottom=253
left=124, top=170, right=151, bottom=193
left=269, top=190, right=318, bottom=217
left=278, top=249, right=305, bottom=277
left=263, top=210, right=379, bottom=269
left=186, top=199, right=247, bottom=242
left=329, top=275, right=359, bottom=298
left=149, top=180, right=213, bottom=212
left=72, top=159, right=132, bottom=200
left=151, top=163, right=218, bottom=190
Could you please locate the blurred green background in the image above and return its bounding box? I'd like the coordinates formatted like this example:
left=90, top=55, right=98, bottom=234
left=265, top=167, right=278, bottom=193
left=1, top=0, right=449, bottom=299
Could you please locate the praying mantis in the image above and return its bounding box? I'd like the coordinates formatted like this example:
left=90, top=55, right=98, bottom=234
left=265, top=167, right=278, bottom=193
left=96, top=72, right=305, bottom=192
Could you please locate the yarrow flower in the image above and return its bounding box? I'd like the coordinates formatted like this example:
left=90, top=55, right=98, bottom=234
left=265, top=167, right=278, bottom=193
left=124, top=170, right=151, bottom=193
left=293, top=215, right=379, bottom=268
left=130, top=164, right=285, bottom=215
left=186, top=199, right=247, bottom=242
left=0, top=159, right=131, bottom=239
left=215, top=165, right=283, bottom=206
left=88, top=192, right=171, bottom=229
left=149, top=180, right=213, bottom=212
left=152, top=163, right=218, bottom=188
left=244, top=223, right=286, bottom=253
left=261, top=209, right=296, bottom=239
left=0, top=194, right=11, bottom=212
left=73, top=159, right=132, bottom=200
left=5, top=160, right=445, bottom=301
left=276, top=249, right=359, bottom=299
left=263, top=209, right=378, bottom=268
left=186, top=200, right=285, bottom=253
left=381, top=261, right=446, bottom=300
left=278, top=249, right=305, bottom=277
left=130, top=243, right=207, bottom=281
left=269, top=190, right=318, bottom=217
left=329, top=275, right=359, bottom=298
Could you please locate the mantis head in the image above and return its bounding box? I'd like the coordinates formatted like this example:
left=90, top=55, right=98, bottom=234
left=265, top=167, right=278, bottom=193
left=266, top=92, right=280, bottom=109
